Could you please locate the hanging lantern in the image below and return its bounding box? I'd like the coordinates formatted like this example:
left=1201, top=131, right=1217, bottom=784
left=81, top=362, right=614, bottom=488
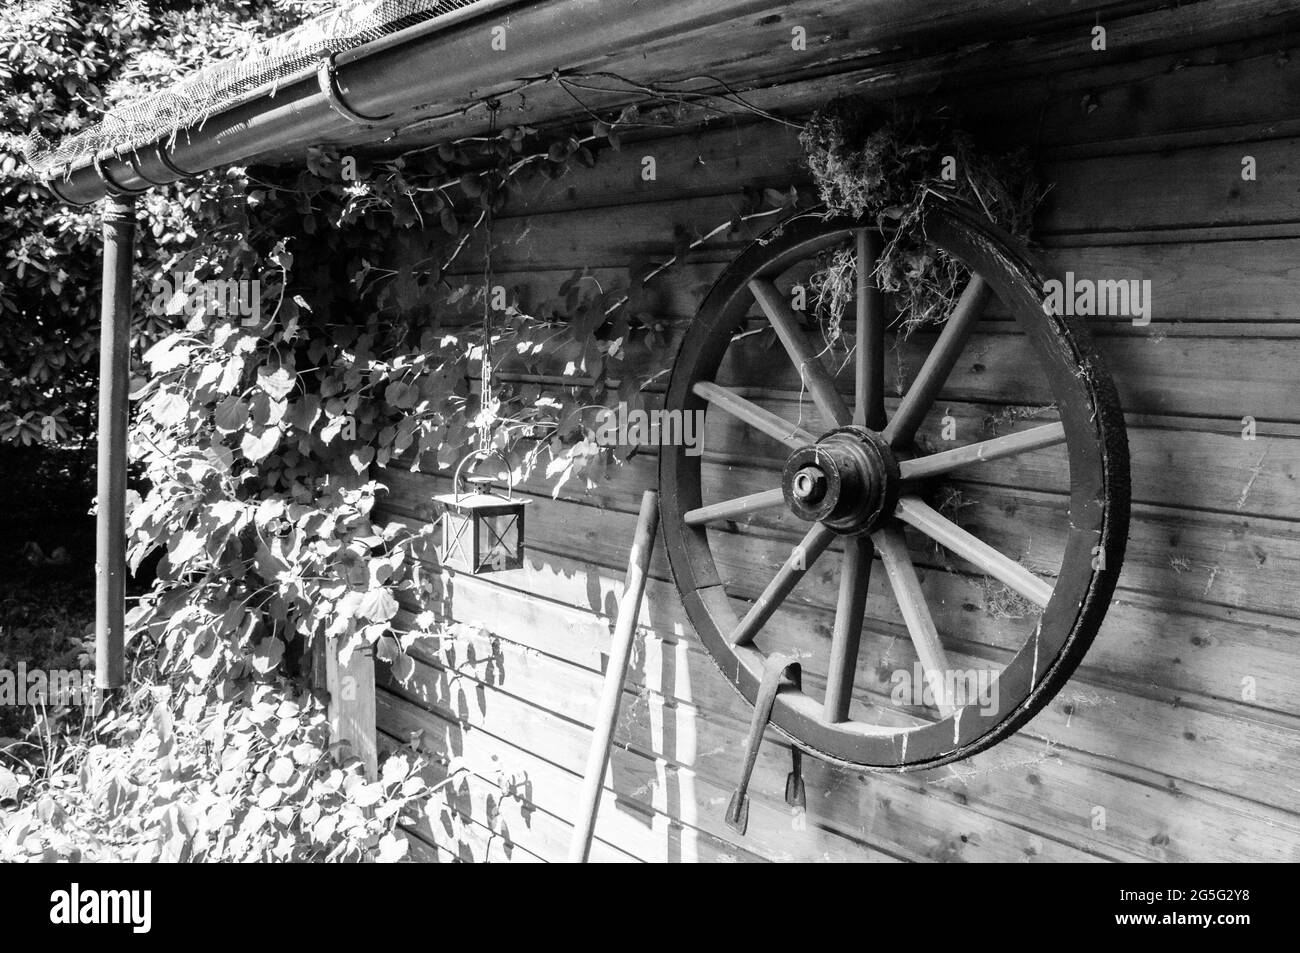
left=434, top=449, right=528, bottom=574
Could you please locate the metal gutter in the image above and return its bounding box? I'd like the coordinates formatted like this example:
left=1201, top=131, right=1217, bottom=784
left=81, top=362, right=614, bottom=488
left=44, top=0, right=780, bottom=205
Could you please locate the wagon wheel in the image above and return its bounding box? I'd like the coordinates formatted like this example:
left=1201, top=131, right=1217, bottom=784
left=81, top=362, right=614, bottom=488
left=659, top=196, right=1129, bottom=771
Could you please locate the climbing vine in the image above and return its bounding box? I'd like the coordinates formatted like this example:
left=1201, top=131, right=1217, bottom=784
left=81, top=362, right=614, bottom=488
left=1, top=12, right=802, bottom=859
left=120, top=107, right=804, bottom=696
left=1, top=3, right=1039, bottom=862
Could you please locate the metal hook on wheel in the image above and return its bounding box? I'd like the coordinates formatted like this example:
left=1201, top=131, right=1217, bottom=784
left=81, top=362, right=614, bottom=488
left=725, top=653, right=801, bottom=836
left=786, top=746, right=806, bottom=811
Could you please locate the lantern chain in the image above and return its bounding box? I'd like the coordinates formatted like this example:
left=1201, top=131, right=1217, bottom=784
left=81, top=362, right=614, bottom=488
left=479, top=101, right=501, bottom=455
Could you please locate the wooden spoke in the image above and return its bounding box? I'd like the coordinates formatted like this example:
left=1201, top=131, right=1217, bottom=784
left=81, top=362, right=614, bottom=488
left=873, top=527, right=957, bottom=718
left=882, top=275, right=992, bottom=447
left=731, top=522, right=836, bottom=647
left=854, top=229, right=887, bottom=430
left=749, top=278, right=851, bottom=427
left=895, top=496, right=1053, bottom=608
left=685, top=488, right=785, bottom=526
left=899, top=422, right=1067, bottom=481
left=823, top=535, right=872, bottom=723
left=693, top=381, right=816, bottom=450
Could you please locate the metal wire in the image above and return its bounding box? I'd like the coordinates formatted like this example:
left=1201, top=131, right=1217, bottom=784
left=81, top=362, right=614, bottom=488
left=479, top=102, right=499, bottom=453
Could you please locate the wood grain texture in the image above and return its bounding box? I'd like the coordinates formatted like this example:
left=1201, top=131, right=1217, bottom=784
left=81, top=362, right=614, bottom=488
left=370, top=21, right=1300, bottom=861
left=381, top=475, right=1300, bottom=811
left=316, top=640, right=378, bottom=779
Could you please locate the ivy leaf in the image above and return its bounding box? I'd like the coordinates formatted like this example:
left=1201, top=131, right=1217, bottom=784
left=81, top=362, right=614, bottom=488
left=390, top=651, right=415, bottom=686
left=168, top=530, right=207, bottom=566
left=153, top=391, right=189, bottom=428
left=313, top=814, right=338, bottom=844
left=393, top=264, right=421, bottom=310
left=151, top=704, right=174, bottom=748
left=459, top=172, right=482, bottom=197
left=320, top=373, right=344, bottom=399
left=214, top=396, right=249, bottom=434
left=251, top=637, right=285, bottom=675
left=0, top=767, right=23, bottom=805
left=189, top=627, right=222, bottom=680
left=762, top=187, right=791, bottom=209
left=358, top=588, right=398, bottom=624
left=267, top=758, right=295, bottom=785
left=240, top=425, right=281, bottom=463
left=205, top=443, right=236, bottom=475
left=250, top=392, right=286, bottom=428
left=257, top=366, right=295, bottom=400
left=381, top=754, right=410, bottom=786
left=217, top=354, right=246, bottom=395
left=287, top=394, right=322, bottom=432
left=384, top=381, right=412, bottom=408
left=143, top=335, right=192, bottom=374
left=348, top=445, right=375, bottom=473
left=376, top=832, right=408, bottom=863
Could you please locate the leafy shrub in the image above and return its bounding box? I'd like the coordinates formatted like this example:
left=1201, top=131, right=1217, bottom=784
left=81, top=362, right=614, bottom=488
left=1, top=681, right=433, bottom=862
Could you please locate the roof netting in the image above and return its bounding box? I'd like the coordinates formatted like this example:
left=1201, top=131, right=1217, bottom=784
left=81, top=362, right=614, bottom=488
left=25, top=0, right=493, bottom=178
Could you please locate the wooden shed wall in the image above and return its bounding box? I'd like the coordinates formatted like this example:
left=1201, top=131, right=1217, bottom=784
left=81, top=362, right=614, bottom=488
left=373, top=21, right=1300, bottom=862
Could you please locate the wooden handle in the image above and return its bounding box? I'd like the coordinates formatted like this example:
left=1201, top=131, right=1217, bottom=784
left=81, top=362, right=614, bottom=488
left=568, top=490, right=659, bottom=862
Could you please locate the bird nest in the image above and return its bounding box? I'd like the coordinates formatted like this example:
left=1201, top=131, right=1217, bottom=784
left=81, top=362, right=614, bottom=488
left=800, top=99, right=1045, bottom=340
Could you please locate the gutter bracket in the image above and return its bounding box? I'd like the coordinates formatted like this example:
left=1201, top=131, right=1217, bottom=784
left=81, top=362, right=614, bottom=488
left=317, top=53, right=394, bottom=124
left=44, top=171, right=79, bottom=206
left=154, top=143, right=199, bottom=181
left=123, top=148, right=172, bottom=188
left=92, top=153, right=147, bottom=197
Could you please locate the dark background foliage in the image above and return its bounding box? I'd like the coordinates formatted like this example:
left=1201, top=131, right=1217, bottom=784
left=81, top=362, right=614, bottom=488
left=0, top=0, right=307, bottom=747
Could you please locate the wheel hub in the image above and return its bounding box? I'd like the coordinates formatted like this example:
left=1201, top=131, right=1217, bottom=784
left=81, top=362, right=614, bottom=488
left=782, top=426, right=900, bottom=535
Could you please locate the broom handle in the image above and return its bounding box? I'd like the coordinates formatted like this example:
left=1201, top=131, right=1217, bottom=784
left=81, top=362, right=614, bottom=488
left=568, top=490, right=659, bottom=862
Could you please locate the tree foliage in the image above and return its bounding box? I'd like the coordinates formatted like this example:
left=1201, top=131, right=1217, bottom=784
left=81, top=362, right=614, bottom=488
left=0, top=0, right=306, bottom=445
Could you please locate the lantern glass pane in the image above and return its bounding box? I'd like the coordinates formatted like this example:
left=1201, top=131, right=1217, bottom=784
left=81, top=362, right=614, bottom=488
left=478, top=511, right=521, bottom=573
left=440, top=511, right=475, bottom=573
